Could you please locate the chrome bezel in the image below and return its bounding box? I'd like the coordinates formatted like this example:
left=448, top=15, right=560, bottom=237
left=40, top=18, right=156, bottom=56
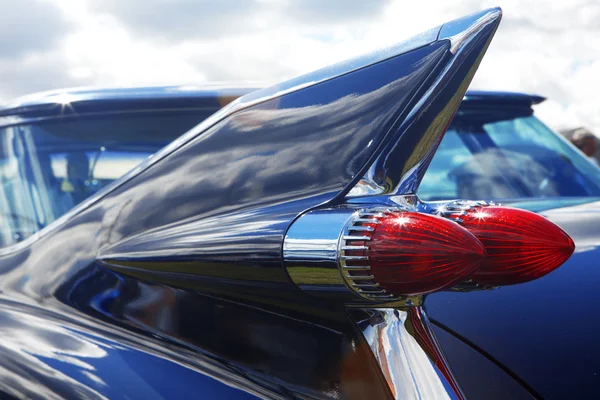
left=284, top=206, right=409, bottom=303
left=284, top=201, right=499, bottom=303
left=428, top=199, right=497, bottom=224
left=350, top=306, right=465, bottom=399
left=338, top=208, right=396, bottom=301
left=283, top=207, right=364, bottom=301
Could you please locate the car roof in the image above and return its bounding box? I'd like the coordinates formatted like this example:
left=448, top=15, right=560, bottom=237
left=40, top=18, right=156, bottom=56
left=463, top=90, right=546, bottom=105
left=0, top=85, right=545, bottom=126
left=0, top=85, right=257, bottom=120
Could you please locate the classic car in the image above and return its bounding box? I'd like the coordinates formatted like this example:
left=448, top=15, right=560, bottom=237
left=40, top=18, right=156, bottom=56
left=0, top=7, right=595, bottom=399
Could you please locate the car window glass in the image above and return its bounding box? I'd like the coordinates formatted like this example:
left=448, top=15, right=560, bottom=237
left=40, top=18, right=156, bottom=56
left=416, top=129, right=471, bottom=200
left=484, top=117, right=563, bottom=154
left=50, top=150, right=152, bottom=193
left=0, top=110, right=210, bottom=248
left=418, top=115, right=600, bottom=201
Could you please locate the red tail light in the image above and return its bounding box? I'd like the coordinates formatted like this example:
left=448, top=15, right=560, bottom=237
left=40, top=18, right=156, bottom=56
left=342, top=211, right=485, bottom=297
left=448, top=206, right=575, bottom=286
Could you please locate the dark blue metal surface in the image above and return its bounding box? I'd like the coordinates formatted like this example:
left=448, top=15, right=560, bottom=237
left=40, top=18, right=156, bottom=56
left=0, top=7, right=532, bottom=399
left=0, top=297, right=259, bottom=399
left=426, top=198, right=600, bottom=399
left=0, top=86, right=255, bottom=116
left=348, top=8, right=502, bottom=197
left=454, top=90, right=545, bottom=123
left=462, top=90, right=546, bottom=105
left=0, top=16, right=460, bottom=398
left=0, top=86, right=253, bottom=130
left=51, top=266, right=393, bottom=399
left=79, top=40, right=452, bottom=293
left=0, top=85, right=544, bottom=126
left=432, top=324, right=535, bottom=399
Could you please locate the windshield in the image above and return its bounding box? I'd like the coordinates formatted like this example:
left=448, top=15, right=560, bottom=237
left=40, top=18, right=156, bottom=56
left=0, top=111, right=208, bottom=248
left=418, top=114, right=600, bottom=201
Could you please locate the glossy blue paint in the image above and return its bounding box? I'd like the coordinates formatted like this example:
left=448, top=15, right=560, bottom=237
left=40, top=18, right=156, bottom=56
left=1, top=85, right=544, bottom=123
left=350, top=8, right=502, bottom=196
left=51, top=265, right=393, bottom=399
left=455, top=90, right=545, bottom=123
left=432, top=325, right=536, bottom=399
left=63, top=39, right=453, bottom=292
left=0, top=298, right=259, bottom=399
left=0, top=86, right=255, bottom=115
left=0, top=8, right=515, bottom=398
left=0, top=13, right=457, bottom=398
left=0, top=86, right=253, bottom=130
left=426, top=198, right=600, bottom=399
left=502, top=196, right=600, bottom=213
left=462, top=90, right=546, bottom=105
left=95, top=6, right=500, bottom=299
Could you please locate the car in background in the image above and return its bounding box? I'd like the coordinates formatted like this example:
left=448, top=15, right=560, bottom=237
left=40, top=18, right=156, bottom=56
left=0, top=7, right=597, bottom=399
left=0, top=86, right=249, bottom=246
left=419, top=91, right=600, bottom=201
left=4, top=87, right=598, bottom=249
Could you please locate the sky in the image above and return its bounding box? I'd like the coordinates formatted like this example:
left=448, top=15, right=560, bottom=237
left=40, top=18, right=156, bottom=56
left=2, top=0, right=599, bottom=135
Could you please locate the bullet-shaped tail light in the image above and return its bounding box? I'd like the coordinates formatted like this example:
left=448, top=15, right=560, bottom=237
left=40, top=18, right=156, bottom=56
left=284, top=208, right=486, bottom=302
left=342, top=211, right=486, bottom=298
left=439, top=204, right=575, bottom=286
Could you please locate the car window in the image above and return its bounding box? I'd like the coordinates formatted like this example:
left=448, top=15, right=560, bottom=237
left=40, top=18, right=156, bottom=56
left=484, top=117, right=565, bottom=154
left=416, top=129, right=472, bottom=200
left=0, top=111, right=211, bottom=248
left=418, top=115, right=600, bottom=201
left=50, top=150, right=151, bottom=193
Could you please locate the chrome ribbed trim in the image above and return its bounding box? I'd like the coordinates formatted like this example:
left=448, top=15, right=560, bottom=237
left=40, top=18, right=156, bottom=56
left=354, top=218, right=381, bottom=224
left=342, top=235, right=372, bottom=241
left=351, top=307, right=466, bottom=399
left=431, top=200, right=498, bottom=224
left=341, top=245, right=368, bottom=251
left=339, top=209, right=396, bottom=300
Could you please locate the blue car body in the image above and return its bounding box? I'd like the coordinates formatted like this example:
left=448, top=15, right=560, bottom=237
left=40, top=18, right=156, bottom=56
left=0, top=8, right=596, bottom=399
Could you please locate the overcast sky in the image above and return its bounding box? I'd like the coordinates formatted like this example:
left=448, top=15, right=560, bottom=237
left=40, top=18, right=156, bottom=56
left=2, top=0, right=599, bottom=134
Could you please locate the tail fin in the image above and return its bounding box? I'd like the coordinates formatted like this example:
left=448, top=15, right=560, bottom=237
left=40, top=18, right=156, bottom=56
left=99, top=8, right=502, bottom=297
left=347, top=8, right=503, bottom=197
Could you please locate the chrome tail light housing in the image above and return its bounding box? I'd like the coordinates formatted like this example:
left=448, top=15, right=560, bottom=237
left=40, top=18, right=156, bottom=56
left=284, top=206, right=486, bottom=303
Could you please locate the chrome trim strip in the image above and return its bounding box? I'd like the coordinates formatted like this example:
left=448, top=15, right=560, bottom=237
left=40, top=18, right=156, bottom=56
left=354, top=218, right=381, bottom=224
left=439, top=8, right=502, bottom=54
left=352, top=282, right=380, bottom=288
left=283, top=208, right=363, bottom=301
left=283, top=206, right=400, bottom=302
left=424, top=199, right=498, bottom=224
left=342, top=235, right=372, bottom=241
left=346, top=274, right=376, bottom=281
left=347, top=7, right=502, bottom=198
left=351, top=307, right=465, bottom=400
left=359, top=212, right=386, bottom=217
left=348, top=226, right=375, bottom=232
left=341, top=245, right=369, bottom=251
left=339, top=209, right=397, bottom=301
left=341, top=255, right=369, bottom=261
left=283, top=238, right=340, bottom=261
left=342, top=266, right=372, bottom=271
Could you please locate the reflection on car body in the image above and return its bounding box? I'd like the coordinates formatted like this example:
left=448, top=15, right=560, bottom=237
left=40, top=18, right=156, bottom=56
left=419, top=92, right=600, bottom=201
left=0, top=7, right=595, bottom=400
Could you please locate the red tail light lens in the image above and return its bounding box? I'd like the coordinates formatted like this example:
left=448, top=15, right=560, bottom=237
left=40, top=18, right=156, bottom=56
left=343, top=211, right=485, bottom=297
left=452, top=206, right=575, bottom=286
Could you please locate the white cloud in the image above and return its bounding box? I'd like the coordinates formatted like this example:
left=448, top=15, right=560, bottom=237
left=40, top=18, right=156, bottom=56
left=0, top=0, right=73, bottom=98
left=1, top=0, right=599, bottom=136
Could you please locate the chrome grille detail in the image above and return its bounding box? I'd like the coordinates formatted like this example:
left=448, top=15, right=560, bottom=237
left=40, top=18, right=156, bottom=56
left=432, top=200, right=498, bottom=224
left=339, top=210, right=395, bottom=300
